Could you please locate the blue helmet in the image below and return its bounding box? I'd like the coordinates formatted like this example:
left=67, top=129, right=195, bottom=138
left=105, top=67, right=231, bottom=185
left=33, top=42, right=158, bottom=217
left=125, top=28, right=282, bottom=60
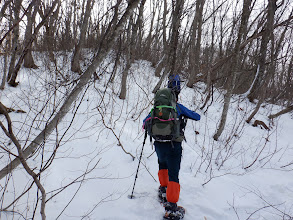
left=168, top=74, right=181, bottom=93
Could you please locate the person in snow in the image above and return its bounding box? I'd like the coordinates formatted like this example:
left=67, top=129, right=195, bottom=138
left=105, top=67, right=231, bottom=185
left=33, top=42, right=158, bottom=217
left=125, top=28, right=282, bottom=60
left=144, top=74, right=200, bottom=219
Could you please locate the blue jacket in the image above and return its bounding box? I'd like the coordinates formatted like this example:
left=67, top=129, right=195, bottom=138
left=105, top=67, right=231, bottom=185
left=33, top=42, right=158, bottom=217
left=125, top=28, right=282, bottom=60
left=176, top=103, right=200, bottom=121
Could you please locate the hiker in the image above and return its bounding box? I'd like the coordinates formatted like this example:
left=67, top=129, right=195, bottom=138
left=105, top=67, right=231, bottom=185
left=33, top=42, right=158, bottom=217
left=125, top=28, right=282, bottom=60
left=143, top=74, right=200, bottom=220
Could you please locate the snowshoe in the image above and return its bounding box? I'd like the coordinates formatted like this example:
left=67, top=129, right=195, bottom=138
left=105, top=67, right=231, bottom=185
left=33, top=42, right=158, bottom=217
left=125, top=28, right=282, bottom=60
left=158, top=186, right=167, bottom=205
left=163, top=202, right=185, bottom=220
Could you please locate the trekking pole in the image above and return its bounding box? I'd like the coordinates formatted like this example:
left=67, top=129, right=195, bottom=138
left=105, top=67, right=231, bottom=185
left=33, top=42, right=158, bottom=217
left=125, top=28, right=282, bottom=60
left=129, top=131, right=147, bottom=199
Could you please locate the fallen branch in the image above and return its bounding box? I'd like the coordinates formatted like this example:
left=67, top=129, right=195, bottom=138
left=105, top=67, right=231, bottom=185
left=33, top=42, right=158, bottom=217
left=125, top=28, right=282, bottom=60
left=252, top=120, right=270, bottom=131
left=0, top=103, right=26, bottom=114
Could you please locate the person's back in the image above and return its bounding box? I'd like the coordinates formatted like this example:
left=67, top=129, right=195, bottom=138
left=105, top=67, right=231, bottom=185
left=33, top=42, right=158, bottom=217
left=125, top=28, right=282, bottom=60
left=144, top=74, right=200, bottom=220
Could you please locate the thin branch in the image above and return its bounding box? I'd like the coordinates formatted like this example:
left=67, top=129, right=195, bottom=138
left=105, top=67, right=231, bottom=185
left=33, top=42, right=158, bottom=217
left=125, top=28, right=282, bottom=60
left=0, top=102, right=47, bottom=219
left=97, top=107, right=135, bottom=160
left=244, top=133, right=271, bottom=170
left=2, top=181, right=34, bottom=211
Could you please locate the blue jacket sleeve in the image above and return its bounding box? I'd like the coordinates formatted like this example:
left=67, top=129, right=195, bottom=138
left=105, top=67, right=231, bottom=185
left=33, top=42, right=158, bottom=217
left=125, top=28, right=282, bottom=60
left=176, top=103, right=200, bottom=121
left=143, top=113, right=151, bottom=128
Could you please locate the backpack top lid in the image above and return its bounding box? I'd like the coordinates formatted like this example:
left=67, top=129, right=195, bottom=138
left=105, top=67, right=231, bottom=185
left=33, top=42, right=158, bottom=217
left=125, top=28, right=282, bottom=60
left=168, top=74, right=181, bottom=93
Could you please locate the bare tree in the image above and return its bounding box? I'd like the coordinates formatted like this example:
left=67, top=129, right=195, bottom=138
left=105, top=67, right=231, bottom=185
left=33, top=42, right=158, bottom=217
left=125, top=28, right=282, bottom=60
left=0, top=0, right=11, bottom=24
left=59, top=0, right=74, bottom=50
left=71, top=0, right=95, bottom=73
left=119, top=0, right=146, bottom=99
left=6, top=0, right=22, bottom=87
left=8, top=0, right=59, bottom=87
left=153, top=0, right=168, bottom=77
left=213, top=0, right=252, bottom=141
left=247, top=0, right=277, bottom=102
left=246, top=0, right=277, bottom=123
left=152, top=0, right=185, bottom=93
left=187, top=0, right=205, bottom=88
left=23, top=1, right=38, bottom=69
left=0, top=41, right=8, bottom=90
left=119, top=19, right=132, bottom=100
left=134, top=0, right=146, bottom=57
left=144, top=0, right=163, bottom=65
left=38, top=1, right=61, bottom=63
left=0, top=0, right=35, bottom=47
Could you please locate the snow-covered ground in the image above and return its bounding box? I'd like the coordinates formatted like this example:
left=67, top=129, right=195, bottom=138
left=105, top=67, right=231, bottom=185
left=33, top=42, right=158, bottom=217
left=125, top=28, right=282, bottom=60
left=0, top=54, right=293, bottom=220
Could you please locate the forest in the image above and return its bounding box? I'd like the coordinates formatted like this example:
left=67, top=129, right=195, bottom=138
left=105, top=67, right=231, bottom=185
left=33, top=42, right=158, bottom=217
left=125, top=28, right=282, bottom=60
left=0, top=0, right=293, bottom=219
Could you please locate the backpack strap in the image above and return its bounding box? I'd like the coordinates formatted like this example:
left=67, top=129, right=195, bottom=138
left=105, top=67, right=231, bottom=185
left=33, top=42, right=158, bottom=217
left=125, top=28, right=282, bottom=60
left=153, top=105, right=177, bottom=111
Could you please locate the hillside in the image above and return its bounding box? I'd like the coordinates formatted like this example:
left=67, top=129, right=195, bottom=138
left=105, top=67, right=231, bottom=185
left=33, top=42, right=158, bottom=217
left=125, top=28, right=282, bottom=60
left=0, top=55, right=293, bottom=220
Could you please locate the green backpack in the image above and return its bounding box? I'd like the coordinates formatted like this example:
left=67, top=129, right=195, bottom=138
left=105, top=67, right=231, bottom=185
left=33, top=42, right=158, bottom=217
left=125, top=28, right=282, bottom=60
left=145, top=88, right=180, bottom=141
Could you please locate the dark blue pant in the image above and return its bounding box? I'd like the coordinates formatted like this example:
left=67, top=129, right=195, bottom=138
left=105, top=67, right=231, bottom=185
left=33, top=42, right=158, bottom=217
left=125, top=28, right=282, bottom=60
left=154, top=141, right=182, bottom=183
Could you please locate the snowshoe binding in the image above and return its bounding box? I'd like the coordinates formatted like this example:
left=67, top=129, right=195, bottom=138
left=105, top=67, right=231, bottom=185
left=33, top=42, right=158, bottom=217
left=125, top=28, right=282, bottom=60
left=163, top=202, right=185, bottom=220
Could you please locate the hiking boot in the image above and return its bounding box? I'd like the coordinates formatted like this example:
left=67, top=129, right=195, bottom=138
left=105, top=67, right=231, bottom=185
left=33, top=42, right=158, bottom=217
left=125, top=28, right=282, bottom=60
left=158, top=186, right=167, bottom=204
left=164, top=202, right=185, bottom=220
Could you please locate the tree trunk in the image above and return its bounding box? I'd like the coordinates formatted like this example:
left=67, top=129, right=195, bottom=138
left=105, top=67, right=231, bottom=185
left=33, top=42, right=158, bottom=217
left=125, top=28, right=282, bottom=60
left=130, top=0, right=146, bottom=58
left=119, top=60, right=131, bottom=100
left=7, top=0, right=22, bottom=87
left=245, top=1, right=277, bottom=124
left=71, top=0, right=95, bottom=73
left=72, top=0, right=78, bottom=47
left=119, top=16, right=132, bottom=100
left=134, top=0, right=146, bottom=57
left=0, top=46, right=8, bottom=90
left=145, top=0, right=157, bottom=59
left=153, top=0, right=167, bottom=77
left=152, top=68, right=169, bottom=94
left=0, top=0, right=11, bottom=23
left=187, top=0, right=205, bottom=88
left=248, top=0, right=277, bottom=102
left=23, top=3, right=38, bottom=69
left=154, top=56, right=166, bottom=77
left=168, top=0, right=184, bottom=74
left=246, top=98, right=263, bottom=124
left=40, top=1, right=60, bottom=63
left=62, top=1, right=73, bottom=50
left=109, top=36, right=122, bottom=83
left=0, top=0, right=141, bottom=180
left=119, top=0, right=146, bottom=99
left=213, top=79, right=234, bottom=141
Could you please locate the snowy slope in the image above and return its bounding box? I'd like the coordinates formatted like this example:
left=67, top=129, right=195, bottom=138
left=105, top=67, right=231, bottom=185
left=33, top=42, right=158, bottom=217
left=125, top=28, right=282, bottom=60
left=0, top=54, right=293, bottom=220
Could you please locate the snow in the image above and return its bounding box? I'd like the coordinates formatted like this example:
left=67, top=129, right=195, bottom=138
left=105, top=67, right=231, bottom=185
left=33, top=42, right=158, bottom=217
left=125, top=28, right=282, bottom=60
left=0, top=54, right=293, bottom=220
